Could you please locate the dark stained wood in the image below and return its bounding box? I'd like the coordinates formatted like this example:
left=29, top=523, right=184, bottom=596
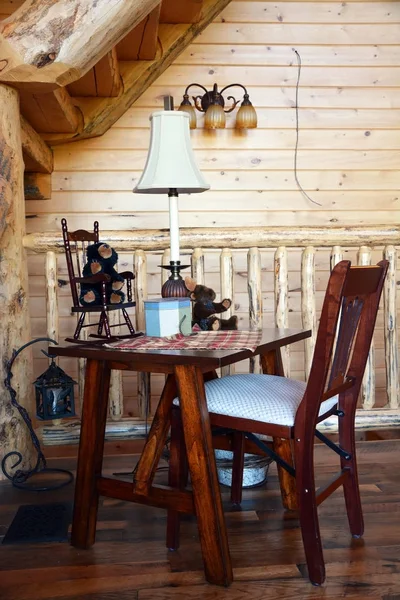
left=166, top=261, right=389, bottom=587
left=261, top=348, right=298, bottom=511
left=98, top=478, right=194, bottom=513
left=47, top=328, right=309, bottom=588
left=133, top=375, right=177, bottom=496
left=61, top=218, right=138, bottom=340
left=0, top=442, right=399, bottom=599
left=174, top=363, right=233, bottom=586
left=71, top=358, right=111, bottom=548
left=49, top=328, right=311, bottom=371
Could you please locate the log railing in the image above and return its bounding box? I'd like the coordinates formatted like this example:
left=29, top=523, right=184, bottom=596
left=23, top=225, right=400, bottom=445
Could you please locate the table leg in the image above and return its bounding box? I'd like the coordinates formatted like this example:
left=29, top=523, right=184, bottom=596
left=71, top=358, right=111, bottom=548
left=261, top=349, right=297, bottom=511
left=175, top=364, right=233, bottom=587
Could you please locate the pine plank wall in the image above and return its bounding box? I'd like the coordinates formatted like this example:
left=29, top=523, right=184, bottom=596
left=3, top=0, right=400, bottom=416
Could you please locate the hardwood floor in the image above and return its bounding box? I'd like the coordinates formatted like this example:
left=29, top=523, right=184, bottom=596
left=0, top=440, right=399, bottom=600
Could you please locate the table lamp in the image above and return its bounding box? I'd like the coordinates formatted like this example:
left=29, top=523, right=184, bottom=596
left=133, top=98, right=210, bottom=297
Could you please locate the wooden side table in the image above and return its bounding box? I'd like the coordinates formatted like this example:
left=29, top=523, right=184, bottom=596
left=50, top=328, right=310, bottom=586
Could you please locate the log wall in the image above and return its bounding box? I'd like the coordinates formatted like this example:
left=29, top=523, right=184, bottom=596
left=7, top=0, right=400, bottom=438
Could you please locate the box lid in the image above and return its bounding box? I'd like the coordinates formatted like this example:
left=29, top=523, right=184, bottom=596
left=144, top=297, right=191, bottom=310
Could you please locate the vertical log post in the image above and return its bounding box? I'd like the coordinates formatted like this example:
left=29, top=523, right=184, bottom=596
left=135, top=250, right=151, bottom=418
left=191, top=247, right=205, bottom=285
left=220, top=248, right=234, bottom=376
left=274, top=246, right=290, bottom=377
left=358, top=246, right=375, bottom=410
left=247, top=247, right=262, bottom=374
left=330, top=245, right=343, bottom=270
left=301, top=246, right=316, bottom=378
left=108, top=309, right=123, bottom=420
left=383, top=246, right=399, bottom=409
left=0, top=84, right=34, bottom=479
left=45, top=251, right=59, bottom=349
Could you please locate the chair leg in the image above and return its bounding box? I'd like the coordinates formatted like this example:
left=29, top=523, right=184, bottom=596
left=122, top=308, right=135, bottom=335
left=339, top=402, right=364, bottom=537
left=102, top=311, right=111, bottom=338
left=97, top=312, right=105, bottom=335
left=274, top=437, right=298, bottom=510
left=230, top=432, right=245, bottom=504
left=166, top=406, right=188, bottom=550
left=295, top=440, right=325, bottom=585
left=74, top=312, right=86, bottom=339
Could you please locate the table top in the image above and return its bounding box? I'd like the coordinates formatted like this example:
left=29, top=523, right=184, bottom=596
left=49, top=328, right=311, bottom=372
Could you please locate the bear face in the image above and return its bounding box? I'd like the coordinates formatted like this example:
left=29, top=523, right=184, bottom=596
left=86, top=242, right=118, bottom=266
left=190, top=284, right=216, bottom=303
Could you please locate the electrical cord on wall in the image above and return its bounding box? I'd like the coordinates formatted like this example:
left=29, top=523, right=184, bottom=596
left=292, top=48, right=322, bottom=207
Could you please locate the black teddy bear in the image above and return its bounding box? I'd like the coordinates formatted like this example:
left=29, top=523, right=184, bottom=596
left=79, top=242, right=125, bottom=306
left=184, top=276, right=238, bottom=331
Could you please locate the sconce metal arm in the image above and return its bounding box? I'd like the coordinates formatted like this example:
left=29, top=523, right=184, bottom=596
left=184, top=82, right=209, bottom=96
left=219, top=83, right=249, bottom=113
left=219, top=83, right=249, bottom=96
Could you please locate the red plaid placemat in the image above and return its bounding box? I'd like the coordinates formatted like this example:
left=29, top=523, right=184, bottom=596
left=104, top=330, right=262, bottom=352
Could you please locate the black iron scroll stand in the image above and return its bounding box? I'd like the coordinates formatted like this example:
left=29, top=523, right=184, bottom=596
left=1, top=337, right=74, bottom=491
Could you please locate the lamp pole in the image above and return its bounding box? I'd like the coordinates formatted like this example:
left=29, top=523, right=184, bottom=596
left=161, top=96, right=191, bottom=297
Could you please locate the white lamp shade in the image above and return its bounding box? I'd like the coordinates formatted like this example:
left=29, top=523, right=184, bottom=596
left=133, top=111, right=210, bottom=194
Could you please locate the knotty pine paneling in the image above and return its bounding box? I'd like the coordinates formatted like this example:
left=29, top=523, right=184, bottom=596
left=26, top=0, right=400, bottom=416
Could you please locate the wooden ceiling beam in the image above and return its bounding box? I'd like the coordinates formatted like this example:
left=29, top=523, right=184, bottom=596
left=24, top=172, right=51, bottom=199
left=20, top=115, right=53, bottom=174
left=94, top=49, right=122, bottom=97
left=19, top=88, right=83, bottom=134
left=0, top=0, right=160, bottom=91
left=116, top=4, right=161, bottom=61
left=160, top=0, right=203, bottom=24
left=41, top=0, right=233, bottom=145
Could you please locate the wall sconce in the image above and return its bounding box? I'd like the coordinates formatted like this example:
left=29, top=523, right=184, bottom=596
left=178, top=83, right=257, bottom=130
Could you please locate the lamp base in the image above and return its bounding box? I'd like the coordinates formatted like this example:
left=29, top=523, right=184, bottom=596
left=160, top=261, right=190, bottom=298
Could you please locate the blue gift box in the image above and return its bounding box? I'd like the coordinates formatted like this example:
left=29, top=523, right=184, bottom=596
left=144, top=297, right=192, bottom=337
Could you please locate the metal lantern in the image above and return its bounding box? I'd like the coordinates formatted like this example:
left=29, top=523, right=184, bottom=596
left=34, top=359, right=76, bottom=420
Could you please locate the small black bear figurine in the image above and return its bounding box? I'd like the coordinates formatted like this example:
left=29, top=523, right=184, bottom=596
left=79, top=242, right=125, bottom=306
left=184, top=276, right=238, bottom=331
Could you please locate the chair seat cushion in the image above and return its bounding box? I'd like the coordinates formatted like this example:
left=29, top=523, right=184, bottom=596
left=173, top=374, right=338, bottom=427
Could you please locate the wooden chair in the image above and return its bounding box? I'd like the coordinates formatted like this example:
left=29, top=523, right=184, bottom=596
left=166, top=259, right=388, bottom=585
left=61, top=218, right=140, bottom=342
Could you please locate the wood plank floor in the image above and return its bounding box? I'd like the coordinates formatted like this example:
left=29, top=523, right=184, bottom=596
left=0, top=440, right=399, bottom=600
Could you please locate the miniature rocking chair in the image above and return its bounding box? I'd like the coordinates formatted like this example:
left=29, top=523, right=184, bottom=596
left=61, top=218, right=140, bottom=343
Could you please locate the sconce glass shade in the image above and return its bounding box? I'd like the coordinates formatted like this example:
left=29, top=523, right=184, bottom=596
left=204, top=103, right=226, bottom=130
left=133, top=111, right=209, bottom=194
left=235, top=98, right=258, bottom=129
left=178, top=99, right=197, bottom=129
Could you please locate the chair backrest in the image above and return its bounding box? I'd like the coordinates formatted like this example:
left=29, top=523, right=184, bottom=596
left=296, top=259, right=388, bottom=428
left=61, top=218, right=99, bottom=308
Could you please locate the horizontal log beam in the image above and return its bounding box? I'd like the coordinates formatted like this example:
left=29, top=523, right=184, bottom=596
left=37, top=410, right=400, bottom=446
left=23, top=225, right=400, bottom=254
left=20, top=88, right=83, bottom=133
left=0, top=0, right=160, bottom=90
left=40, top=0, right=233, bottom=144
left=20, top=115, right=53, bottom=173
left=160, top=0, right=203, bottom=23
left=24, top=172, right=51, bottom=199
left=116, top=5, right=161, bottom=61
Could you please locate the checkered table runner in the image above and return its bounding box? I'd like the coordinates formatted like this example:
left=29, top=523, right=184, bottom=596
left=105, top=330, right=263, bottom=352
